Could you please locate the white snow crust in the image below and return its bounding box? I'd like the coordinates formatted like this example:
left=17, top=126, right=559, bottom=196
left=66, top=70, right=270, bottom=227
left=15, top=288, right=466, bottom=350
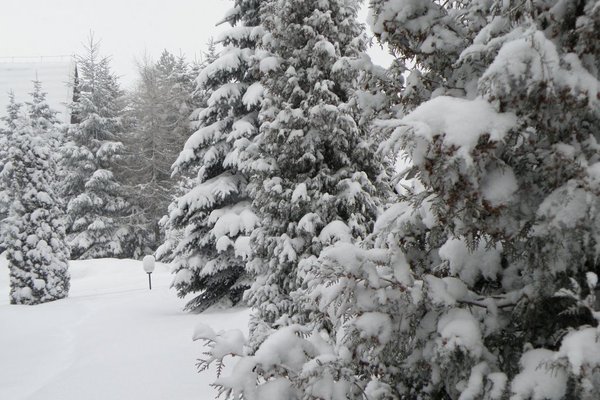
left=0, top=254, right=250, bottom=400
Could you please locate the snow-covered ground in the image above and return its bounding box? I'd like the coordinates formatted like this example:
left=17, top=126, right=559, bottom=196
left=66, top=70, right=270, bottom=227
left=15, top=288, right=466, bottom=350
left=0, top=255, right=249, bottom=400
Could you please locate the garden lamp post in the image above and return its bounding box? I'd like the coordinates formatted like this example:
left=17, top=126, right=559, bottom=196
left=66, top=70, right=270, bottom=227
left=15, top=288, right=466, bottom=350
left=143, top=255, right=156, bottom=290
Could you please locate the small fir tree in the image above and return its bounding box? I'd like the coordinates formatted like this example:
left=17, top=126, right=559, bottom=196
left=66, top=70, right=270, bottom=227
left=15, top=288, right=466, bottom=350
left=0, top=92, right=22, bottom=251
left=26, top=80, right=66, bottom=154
left=1, top=85, right=70, bottom=305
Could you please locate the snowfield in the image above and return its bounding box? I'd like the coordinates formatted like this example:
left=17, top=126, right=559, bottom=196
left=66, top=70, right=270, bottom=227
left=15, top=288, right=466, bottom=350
left=0, top=255, right=250, bottom=400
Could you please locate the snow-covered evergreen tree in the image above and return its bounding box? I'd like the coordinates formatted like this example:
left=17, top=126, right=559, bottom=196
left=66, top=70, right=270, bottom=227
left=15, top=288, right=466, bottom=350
left=120, top=50, right=197, bottom=251
left=26, top=80, right=59, bottom=130
left=157, top=42, right=220, bottom=262
left=61, top=36, right=143, bottom=259
left=0, top=127, right=6, bottom=253
left=195, top=1, right=600, bottom=398
left=287, top=1, right=600, bottom=398
left=26, top=80, right=66, bottom=154
left=243, top=0, right=388, bottom=345
left=157, top=6, right=264, bottom=313
left=0, top=92, right=23, bottom=252
left=1, top=85, right=70, bottom=305
left=193, top=0, right=393, bottom=397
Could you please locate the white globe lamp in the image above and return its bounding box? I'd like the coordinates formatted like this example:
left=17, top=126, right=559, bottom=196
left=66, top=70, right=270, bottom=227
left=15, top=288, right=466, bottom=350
left=143, top=255, right=156, bottom=290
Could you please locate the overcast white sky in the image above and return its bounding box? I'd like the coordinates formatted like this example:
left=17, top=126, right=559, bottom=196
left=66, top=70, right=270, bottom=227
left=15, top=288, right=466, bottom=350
left=0, top=0, right=391, bottom=87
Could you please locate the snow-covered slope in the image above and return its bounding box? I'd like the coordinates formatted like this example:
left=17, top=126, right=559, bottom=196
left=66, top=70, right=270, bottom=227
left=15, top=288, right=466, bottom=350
left=0, top=255, right=249, bottom=400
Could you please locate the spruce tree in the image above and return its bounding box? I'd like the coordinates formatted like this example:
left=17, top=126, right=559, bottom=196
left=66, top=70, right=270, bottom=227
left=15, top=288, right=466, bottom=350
left=157, top=5, right=264, bottom=313
left=1, top=85, right=70, bottom=305
left=61, top=36, right=142, bottom=259
left=0, top=93, right=23, bottom=253
left=194, top=0, right=391, bottom=398
left=157, top=43, right=219, bottom=262
left=243, top=0, right=388, bottom=345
